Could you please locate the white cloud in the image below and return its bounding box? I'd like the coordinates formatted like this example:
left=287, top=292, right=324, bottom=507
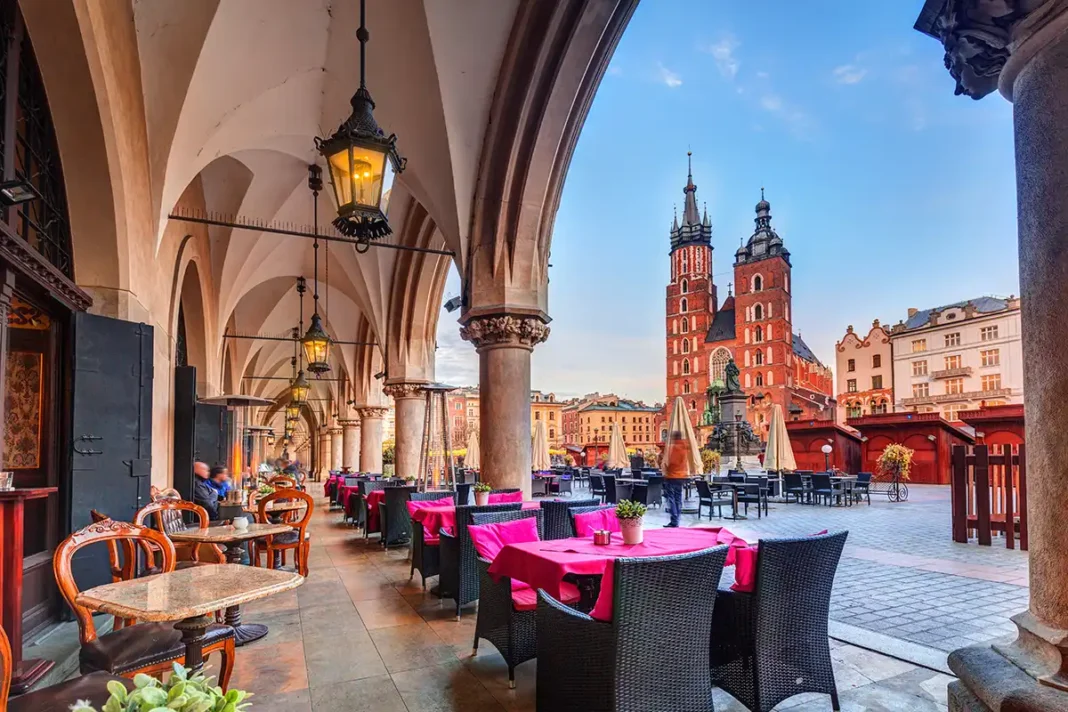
left=760, top=94, right=783, bottom=112
left=656, top=62, right=682, bottom=88
left=832, top=64, right=868, bottom=85
left=758, top=93, right=814, bottom=139
left=756, top=71, right=770, bottom=79
left=607, top=65, right=623, bottom=77
left=703, top=36, right=740, bottom=79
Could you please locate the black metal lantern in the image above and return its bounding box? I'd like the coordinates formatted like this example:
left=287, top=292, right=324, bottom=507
left=301, top=313, right=331, bottom=374
left=315, top=0, right=405, bottom=243
left=285, top=402, right=301, bottom=422
left=290, top=369, right=310, bottom=405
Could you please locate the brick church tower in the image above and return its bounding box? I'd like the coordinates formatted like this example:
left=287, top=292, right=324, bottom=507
left=665, top=153, right=715, bottom=413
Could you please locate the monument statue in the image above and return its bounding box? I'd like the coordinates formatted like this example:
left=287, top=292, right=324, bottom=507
left=701, top=380, right=724, bottom=426
left=724, top=358, right=742, bottom=394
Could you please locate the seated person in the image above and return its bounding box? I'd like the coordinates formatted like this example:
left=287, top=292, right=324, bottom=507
left=207, top=464, right=232, bottom=500
left=192, top=461, right=219, bottom=520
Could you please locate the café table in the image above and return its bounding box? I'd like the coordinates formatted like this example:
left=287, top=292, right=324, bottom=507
left=168, top=522, right=293, bottom=645
left=488, top=527, right=746, bottom=612
left=76, top=564, right=302, bottom=676
left=706, top=478, right=753, bottom=520
left=245, top=499, right=305, bottom=515
left=410, top=500, right=541, bottom=538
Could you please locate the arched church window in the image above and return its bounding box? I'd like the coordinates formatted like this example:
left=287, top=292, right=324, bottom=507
left=672, top=361, right=678, bottom=376
left=767, top=325, right=773, bottom=340
left=753, top=275, right=763, bottom=292
left=755, top=374, right=764, bottom=387
left=710, top=348, right=730, bottom=383
left=682, top=339, right=690, bottom=354
left=767, top=371, right=774, bottom=385
left=682, top=359, right=690, bottom=375
left=682, top=318, right=689, bottom=333
left=755, top=326, right=764, bottom=343
left=755, top=350, right=764, bottom=366
left=745, top=374, right=751, bottom=388
left=690, top=400, right=697, bottom=410
left=681, top=251, right=689, bottom=274
left=754, top=304, right=763, bottom=321
left=683, top=381, right=691, bottom=394
left=680, top=297, right=688, bottom=313
left=681, top=279, right=688, bottom=294
left=672, top=319, right=678, bottom=335
left=674, top=382, right=680, bottom=395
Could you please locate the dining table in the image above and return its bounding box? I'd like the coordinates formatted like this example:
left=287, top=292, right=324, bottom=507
left=168, top=522, right=293, bottom=645
left=488, top=527, right=746, bottom=613
left=410, top=500, right=542, bottom=538
left=75, top=564, right=303, bottom=675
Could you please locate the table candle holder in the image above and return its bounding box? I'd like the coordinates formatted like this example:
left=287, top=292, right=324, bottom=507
left=593, top=530, right=612, bottom=546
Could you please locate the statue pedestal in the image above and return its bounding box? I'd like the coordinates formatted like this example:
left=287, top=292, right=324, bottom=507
left=720, top=392, right=748, bottom=424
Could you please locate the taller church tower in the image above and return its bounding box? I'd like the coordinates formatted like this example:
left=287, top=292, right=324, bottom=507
left=665, top=153, right=715, bottom=407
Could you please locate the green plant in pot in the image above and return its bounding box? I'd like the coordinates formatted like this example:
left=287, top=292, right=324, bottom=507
left=615, top=499, right=647, bottom=545
left=72, top=664, right=252, bottom=712
left=473, top=481, right=491, bottom=505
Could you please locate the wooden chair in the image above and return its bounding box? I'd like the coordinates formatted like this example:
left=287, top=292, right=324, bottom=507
left=53, top=519, right=235, bottom=689
left=134, top=500, right=225, bottom=565
left=88, top=510, right=140, bottom=631
left=1, top=623, right=134, bottom=712
left=268, top=474, right=298, bottom=489
left=253, top=489, right=313, bottom=576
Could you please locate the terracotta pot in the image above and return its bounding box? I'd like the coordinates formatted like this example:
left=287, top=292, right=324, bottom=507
left=619, top=517, right=644, bottom=545
left=474, top=491, right=489, bottom=506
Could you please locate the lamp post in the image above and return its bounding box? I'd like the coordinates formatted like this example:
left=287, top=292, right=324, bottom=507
left=821, top=443, right=833, bottom=472
left=734, top=413, right=744, bottom=472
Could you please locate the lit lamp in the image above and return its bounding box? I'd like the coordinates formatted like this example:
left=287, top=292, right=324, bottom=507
left=267, top=433, right=276, bottom=448
left=285, top=402, right=302, bottom=422
left=315, top=0, right=405, bottom=246
left=301, top=314, right=331, bottom=374
left=290, top=369, right=310, bottom=405
left=821, top=443, right=833, bottom=472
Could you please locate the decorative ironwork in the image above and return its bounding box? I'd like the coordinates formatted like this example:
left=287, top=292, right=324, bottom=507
left=0, top=2, right=73, bottom=278
left=7, top=295, right=48, bottom=329
left=871, top=473, right=909, bottom=502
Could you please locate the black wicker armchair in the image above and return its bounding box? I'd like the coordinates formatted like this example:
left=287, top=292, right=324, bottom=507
left=536, top=546, right=729, bottom=712
left=710, top=531, right=848, bottom=712
left=408, top=491, right=454, bottom=588
left=470, top=508, right=545, bottom=689
left=567, top=505, right=615, bottom=537
left=357, top=480, right=387, bottom=535
left=439, top=503, right=522, bottom=619
left=377, top=486, right=415, bottom=547
left=539, top=499, right=601, bottom=540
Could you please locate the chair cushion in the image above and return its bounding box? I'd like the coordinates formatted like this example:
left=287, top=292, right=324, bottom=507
left=511, top=581, right=580, bottom=611
left=10, top=672, right=133, bottom=712
left=468, top=518, right=540, bottom=561
left=80, top=622, right=234, bottom=675
left=270, top=529, right=306, bottom=545
left=572, top=508, right=620, bottom=537
left=488, top=491, right=523, bottom=503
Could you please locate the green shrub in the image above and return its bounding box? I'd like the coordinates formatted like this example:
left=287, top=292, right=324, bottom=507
left=615, top=499, right=647, bottom=520
left=473, top=481, right=492, bottom=493
left=71, top=664, right=251, bottom=712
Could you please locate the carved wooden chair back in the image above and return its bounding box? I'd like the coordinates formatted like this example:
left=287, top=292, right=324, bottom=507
left=256, top=488, right=314, bottom=576
left=1, top=620, right=11, bottom=712
left=53, top=520, right=175, bottom=644
left=268, top=475, right=298, bottom=489
left=134, top=499, right=223, bottom=564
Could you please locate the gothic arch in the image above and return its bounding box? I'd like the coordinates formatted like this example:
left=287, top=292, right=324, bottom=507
left=710, top=348, right=731, bottom=383
left=176, top=260, right=210, bottom=382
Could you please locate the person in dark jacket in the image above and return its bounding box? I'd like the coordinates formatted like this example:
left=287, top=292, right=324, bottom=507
left=192, top=460, right=219, bottom=520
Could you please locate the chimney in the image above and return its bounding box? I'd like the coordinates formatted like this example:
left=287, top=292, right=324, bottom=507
left=907, top=308, right=918, bottom=318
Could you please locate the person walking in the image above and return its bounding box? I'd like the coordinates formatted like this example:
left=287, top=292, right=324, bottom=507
left=663, top=431, right=689, bottom=527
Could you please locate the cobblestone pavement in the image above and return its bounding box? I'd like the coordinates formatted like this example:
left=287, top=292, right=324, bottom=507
left=230, top=482, right=962, bottom=711
left=642, top=483, right=1028, bottom=654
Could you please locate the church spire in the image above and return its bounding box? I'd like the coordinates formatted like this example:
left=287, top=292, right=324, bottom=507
left=682, top=151, right=700, bottom=225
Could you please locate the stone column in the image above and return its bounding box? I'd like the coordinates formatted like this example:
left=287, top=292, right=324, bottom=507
left=460, top=315, right=550, bottom=500
left=359, top=407, right=388, bottom=474
left=384, top=384, right=425, bottom=479
left=341, top=420, right=361, bottom=471
left=320, top=430, right=332, bottom=476
left=919, top=2, right=1068, bottom=706
left=330, top=427, right=344, bottom=472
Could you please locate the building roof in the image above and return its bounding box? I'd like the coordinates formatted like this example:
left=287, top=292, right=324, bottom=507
left=705, top=307, right=736, bottom=343
left=901, top=296, right=1012, bottom=330
left=669, top=152, right=713, bottom=251
left=734, top=189, right=790, bottom=266
left=581, top=398, right=660, bottom=413
left=792, top=332, right=823, bottom=366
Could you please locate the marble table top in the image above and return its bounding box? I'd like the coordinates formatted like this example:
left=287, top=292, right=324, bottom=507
left=245, top=500, right=305, bottom=513
left=76, top=564, right=303, bottom=621
left=168, top=522, right=292, bottom=543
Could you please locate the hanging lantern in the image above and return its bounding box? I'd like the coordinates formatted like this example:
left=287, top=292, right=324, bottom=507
left=315, top=0, right=405, bottom=243
left=285, top=402, right=301, bottom=422
left=267, top=433, right=276, bottom=447
left=290, top=369, right=310, bottom=404
left=301, top=313, right=332, bottom=374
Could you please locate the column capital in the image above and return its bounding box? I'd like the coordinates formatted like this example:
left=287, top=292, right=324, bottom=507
left=338, top=419, right=361, bottom=427
left=359, top=406, right=390, bottom=419
left=383, top=382, right=425, bottom=400
left=916, top=0, right=1068, bottom=100
left=459, top=314, right=551, bottom=352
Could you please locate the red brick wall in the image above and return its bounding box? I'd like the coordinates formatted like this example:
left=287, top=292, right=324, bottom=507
left=666, top=244, right=715, bottom=406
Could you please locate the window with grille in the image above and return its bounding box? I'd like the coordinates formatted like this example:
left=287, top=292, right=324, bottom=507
left=912, top=360, right=928, bottom=376
left=945, top=333, right=960, bottom=347
left=912, top=339, right=927, bottom=353
left=913, top=383, right=929, bottom=398
left=981, top=349, right=1000, bottom=367
left=945, top=378, right=964, bottom=395
left=981, top=374, right=1002, bottom=391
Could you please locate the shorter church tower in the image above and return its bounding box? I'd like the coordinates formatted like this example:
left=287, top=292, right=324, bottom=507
left=665, top=153, right=715, bottom=412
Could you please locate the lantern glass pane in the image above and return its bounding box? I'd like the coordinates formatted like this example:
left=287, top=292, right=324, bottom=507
left=303, top=337, right=331, bottom=367
left=328, top=147, right=354, bottom=209
left=348, top=145, right=388, bottom=211
left=291, top=381, right=310, bottom=404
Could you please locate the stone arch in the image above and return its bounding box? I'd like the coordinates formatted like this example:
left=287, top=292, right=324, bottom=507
left=752, top=274, right=763, bottom=292
left=176, top=259, right=210, bottom=389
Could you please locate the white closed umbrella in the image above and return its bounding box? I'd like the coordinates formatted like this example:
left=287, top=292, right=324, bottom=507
left=606, top=421, right=629, bottom=469
left=466, top=430, right=480, bottom=470
left=661, top=397, right=703, bottom=475
left=531, top=419, right=551, bottom=472
left=764, top=404, right=797, bottom=471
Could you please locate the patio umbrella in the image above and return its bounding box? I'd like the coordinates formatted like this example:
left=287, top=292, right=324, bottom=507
left=606, top=421, right=628, bottom=469
left=531, top=420, right=551, bottom=472
left=764, top=403, right=797, bottom=471
left=465, top=430, right=480, bottom=470
left=661, top=396, right=702, bottom=475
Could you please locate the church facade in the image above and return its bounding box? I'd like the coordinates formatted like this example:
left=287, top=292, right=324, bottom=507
left=663, top=155, right=834, bottom=439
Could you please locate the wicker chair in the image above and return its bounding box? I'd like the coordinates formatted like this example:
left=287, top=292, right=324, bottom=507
left=549, top=474, right=573, bottom=497
left=540, top=499, right=601, bottom=540
left=695, top=480, right=729, bottom=520
left=602, top=475, right=619, bottom=504
left=853, top=472, right=872, bottom=504
left=490, top=488, right=521, bottom=496
left=358, top=480, right=388, bottom=536
left=439, top=503, right=522, bottom=620
left=378, top=486, right=416, bottom=547
left=531, top=477, right=550, bottom=498
left=782, top=472, right=808, bottom=504
left=470, top=509, right=545, bottom=688
left=536, top=546, right=729, bottom=712
left=408, top=491, right=454, bottom=588
left=710, top=531, right=848, bottom=712
left=567, top=505, right=615, bottom=537
left=455, top=483, right=472, bottom=505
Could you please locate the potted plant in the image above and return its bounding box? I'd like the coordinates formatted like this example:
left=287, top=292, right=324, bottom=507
left=700, top=448, right=722, bottom=475
left=616, top=499, right=647, bottom=545
left=877, top=443, right=914, bottom=502
left=72, top=664, right=251, bottom=712
left=564, top=453, right=575, bottom=467
left=473, top=481, right=492, bottom=506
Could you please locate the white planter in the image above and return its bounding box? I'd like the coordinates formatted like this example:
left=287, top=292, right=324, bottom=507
left=619, top=517, right=644, bottom=545
left=474, top=491, right=489, bottom=506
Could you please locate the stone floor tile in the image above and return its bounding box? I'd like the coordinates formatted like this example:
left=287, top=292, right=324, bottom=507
left=244, top=688, right=312, bottom=712
left=355, top=591, right=426, bottom=629
left=370, top=622, right=463, bottom=673
left=391, top=660, right=506, bottom=712
left=230, top=643, right=309, bottom=697
left=310, top=674, right=408, bottom=712
left=303, top=638, right=388, bottom=688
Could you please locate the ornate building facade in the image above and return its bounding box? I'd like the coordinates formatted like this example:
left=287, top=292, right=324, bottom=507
left=663, top=155, right=834, bottom=438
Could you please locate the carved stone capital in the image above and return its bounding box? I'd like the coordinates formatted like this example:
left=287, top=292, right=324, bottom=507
left=917, top=0, right=1068, bottom=100
left=459, top=314, right=550, bottom=351
left=383, top=383, right=425, bottom=400
left=359, top=406, right=390, bottom=420
left=338, top=419, right=360, bottom=428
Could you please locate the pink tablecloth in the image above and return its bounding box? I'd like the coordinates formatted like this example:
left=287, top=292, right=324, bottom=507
left=487, top=526, right=746, bottom=620
left=325, top=475, right=341, bottom=498
left=411, top=501, right=541, bottom=538
left=340, top=484, right=361, bottom=512
left=366, top=489, right=386, bottom=531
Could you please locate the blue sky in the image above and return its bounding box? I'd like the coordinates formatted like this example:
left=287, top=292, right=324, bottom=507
left=435, top=1, right=1018, bottom=404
